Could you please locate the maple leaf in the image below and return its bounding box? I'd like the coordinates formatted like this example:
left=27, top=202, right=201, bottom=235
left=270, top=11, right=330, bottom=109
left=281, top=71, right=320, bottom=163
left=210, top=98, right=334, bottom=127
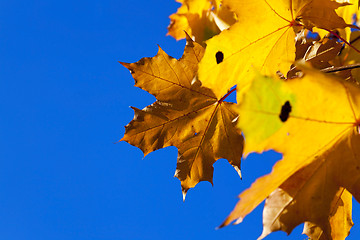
left=167, top=0, right=236, bottom=42
left=302, top=189, right=352, bottom=240
left=259, top=164, right=353, bottom=239
left=120, top=36, right=243, bottom=198
left=198, top=0, right=352, bottom=97
left=335, top=0, right=359, bottom=40
left=336, top=0, right=358, bottom=18
left=219, top=67, right=360, bottom=238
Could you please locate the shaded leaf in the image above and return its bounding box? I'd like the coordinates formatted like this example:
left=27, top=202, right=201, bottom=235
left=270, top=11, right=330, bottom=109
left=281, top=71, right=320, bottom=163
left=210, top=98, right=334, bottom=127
left=259, top=161, right=353, bottom=239
left=287, top=36, right=343, bottom=78
left=302, top=189, right=352, bottom=240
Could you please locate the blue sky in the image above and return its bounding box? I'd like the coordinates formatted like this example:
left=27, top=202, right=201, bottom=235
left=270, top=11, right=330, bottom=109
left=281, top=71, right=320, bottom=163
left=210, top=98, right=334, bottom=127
left=1, top=1, right=360, bottom=239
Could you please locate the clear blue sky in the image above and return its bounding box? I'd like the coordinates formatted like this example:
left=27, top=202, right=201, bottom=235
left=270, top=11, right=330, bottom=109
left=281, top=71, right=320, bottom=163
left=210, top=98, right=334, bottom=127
left=1, top=1, right=360, bottom=239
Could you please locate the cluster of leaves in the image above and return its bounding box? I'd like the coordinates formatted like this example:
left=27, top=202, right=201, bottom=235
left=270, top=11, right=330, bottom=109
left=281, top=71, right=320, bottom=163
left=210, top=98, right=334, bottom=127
left=121, top=0, right=360, bottom=239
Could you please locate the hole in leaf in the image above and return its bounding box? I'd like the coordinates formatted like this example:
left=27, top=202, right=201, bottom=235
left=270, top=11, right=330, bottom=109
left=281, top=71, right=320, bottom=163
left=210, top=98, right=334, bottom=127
left=216, top=51, right=224, bottom=64
left=279, top=101, right=292, bottom=122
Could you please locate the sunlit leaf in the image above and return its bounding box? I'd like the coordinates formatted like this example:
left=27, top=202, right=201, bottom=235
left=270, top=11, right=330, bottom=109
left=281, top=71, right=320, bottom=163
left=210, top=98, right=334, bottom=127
left=221, top=67, right=360, bottom=239
left=198, top=0, right=351, bottom=97
left=120, top=36, right=243, bottom=197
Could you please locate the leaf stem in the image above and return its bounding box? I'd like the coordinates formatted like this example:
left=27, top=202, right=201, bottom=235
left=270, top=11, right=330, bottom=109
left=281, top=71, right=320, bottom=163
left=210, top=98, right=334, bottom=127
left=321, top=63, right=360, bottom=73
left=324, top=28, right=360, bottom=54
left=218, top=87, right=236, bottom=103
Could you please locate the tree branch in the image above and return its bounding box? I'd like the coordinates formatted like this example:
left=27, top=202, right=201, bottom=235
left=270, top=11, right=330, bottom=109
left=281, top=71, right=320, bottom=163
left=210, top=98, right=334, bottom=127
left=321, top=64, right=360, bottom=73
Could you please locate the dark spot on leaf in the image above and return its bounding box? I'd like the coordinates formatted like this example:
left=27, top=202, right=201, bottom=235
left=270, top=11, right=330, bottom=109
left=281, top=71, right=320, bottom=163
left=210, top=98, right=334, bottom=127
left=279, top=101, right=291, bottom=122
left=138, top=58, right=146, bottom=65
left=216, top=51, right=224, bottom=64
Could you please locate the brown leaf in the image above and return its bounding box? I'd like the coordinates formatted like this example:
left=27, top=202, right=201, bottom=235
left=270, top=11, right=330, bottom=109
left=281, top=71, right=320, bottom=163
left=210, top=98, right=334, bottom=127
left=303, top=188, right=352, bottom=240
left=259, top=158, right=353, bottom=240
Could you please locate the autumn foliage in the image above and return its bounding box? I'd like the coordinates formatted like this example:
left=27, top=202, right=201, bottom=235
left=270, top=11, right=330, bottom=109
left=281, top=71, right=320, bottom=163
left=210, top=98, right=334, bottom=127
left=120, top=0, right=360, bottom=239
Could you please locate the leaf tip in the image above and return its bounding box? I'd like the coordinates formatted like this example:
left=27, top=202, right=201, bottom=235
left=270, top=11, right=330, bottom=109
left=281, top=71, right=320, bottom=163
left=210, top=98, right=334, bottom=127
left=119, top=61, right=129, bottom=68
left=234, top=217, right=243, bottom=224
left=156, top=44, right=164, bottom=53
left=233, top=165, right=242, bottom=179
left=119, top=61, right=136, bottom=75
left=217, top=223, right=225, bottom=229
left=218, top=215, right=243, bottom=229
left=114, top=138, right=124, bottom=144
left=257, top=232, right=267, bottom=240
left=217, top=219, right=229, bottom=229
left=182, top=188, right=188, bottom=202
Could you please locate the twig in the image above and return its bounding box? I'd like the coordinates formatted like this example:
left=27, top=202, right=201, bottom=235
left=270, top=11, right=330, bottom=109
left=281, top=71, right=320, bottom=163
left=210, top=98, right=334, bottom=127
left=218, top=87, right=236, bottom=103
left=321, top=63, right=360, bottom=73
left=324, top=28, right=360, bottom=54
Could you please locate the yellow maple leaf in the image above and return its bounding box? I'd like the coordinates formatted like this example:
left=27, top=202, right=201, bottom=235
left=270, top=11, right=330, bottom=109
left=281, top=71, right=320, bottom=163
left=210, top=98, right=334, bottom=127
left=120, top=36, right=243, bottom=198
left=336, top=0, right=359, bottom=40
left=220, top=67, right=360, bottom=237
left=198, top=0, right=352, bottom=98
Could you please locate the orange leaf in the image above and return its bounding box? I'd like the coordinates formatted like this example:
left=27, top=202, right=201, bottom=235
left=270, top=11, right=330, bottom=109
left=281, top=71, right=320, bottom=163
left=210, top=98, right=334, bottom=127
left=120, top=36, right=243, bottom=197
